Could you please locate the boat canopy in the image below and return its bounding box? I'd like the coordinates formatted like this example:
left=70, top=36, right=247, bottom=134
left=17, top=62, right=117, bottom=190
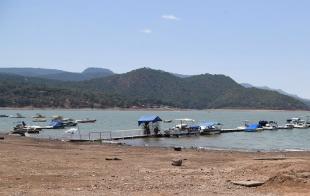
left=49, top=120, right=64, bottom=128
left=199, top=122, right=222, bottom=127
left=138, top=115, right=162, bottom=126
left=246, top=124, right=261, bottom=130
left=174, top=118, right=195, bottom=122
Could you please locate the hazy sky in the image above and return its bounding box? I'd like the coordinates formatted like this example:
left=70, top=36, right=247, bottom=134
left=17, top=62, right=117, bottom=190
left=0, top=0, right=309, bottom=98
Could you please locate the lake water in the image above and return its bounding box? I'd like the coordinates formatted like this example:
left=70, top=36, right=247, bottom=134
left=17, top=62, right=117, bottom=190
left=1, top=109, right=310, bottom=152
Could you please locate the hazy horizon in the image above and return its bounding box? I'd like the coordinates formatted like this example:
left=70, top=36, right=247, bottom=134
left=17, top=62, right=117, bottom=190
left=1, top=0, right=309, bottom=98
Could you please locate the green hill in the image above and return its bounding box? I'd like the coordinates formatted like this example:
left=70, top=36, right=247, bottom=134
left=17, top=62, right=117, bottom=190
left=0, top=74, right=119, bottom=108
left=0, top=68, right=308, bottom=110
left=82, top=68, right=308, bottom=110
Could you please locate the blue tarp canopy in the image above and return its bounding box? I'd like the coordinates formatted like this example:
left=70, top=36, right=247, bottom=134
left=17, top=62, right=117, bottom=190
left=49, top=120, right=64, bottom=129
left=245, top=123, right=261, bottom=132
left=138, top=115, right=162, bottom=126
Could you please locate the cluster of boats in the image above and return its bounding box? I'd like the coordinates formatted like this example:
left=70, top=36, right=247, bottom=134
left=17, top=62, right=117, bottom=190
left=138, top=116, right=223, bottom=137
left=238, top=117, right=310, bottom=132
left=138, top=115, right=310, bottom=137
left=2, top=112, right=310, bottom=138
left=0, top=113, right=26, bottom=118
left=6, top=113, right=96, bottom=136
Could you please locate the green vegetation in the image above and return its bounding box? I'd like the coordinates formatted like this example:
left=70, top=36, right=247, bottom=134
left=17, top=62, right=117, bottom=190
left=0, top=68, right=308, bottom=110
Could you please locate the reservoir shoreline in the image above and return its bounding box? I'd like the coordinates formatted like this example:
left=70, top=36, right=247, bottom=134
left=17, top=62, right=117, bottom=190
left=0, top=135, right=309, bottom=195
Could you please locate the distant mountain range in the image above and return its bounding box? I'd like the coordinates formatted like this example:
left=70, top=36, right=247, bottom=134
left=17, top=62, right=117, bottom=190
left=241, top=83, right=310, bottom=107
left=0, top=67, right=114, bottom=81
left=0, top=67, right=308, bottom=110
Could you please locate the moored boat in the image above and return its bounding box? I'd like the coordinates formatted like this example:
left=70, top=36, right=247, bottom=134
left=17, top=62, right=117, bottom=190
left=0, top=114, right=9, bottom=118
left=76, top=119, right=96, bottom=123
left=46, top=120, right=65, bottom=129
left=244, top=124, right=263, bottom=132
left=237, top=121, right=263, bottom=132
left=32, top=113, right=46, bottom=119
left=199, top=121, right=222, bottom=135
left=164, top=119, right=200, bottom=137
left=11, top=122, right=42, bottom=136
left=286, top=118, right=308, bottom=129
left=259, top=120, right=278, bottom=130
left=33, top=118, right=47, bottom=122
left=9, top=113, right=26, bottom=118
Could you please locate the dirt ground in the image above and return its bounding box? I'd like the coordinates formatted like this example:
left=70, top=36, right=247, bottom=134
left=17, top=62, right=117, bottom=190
left=0, top=135, right=309, bottom=196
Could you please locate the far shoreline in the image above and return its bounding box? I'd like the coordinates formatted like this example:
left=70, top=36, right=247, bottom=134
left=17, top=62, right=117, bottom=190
left=0, top=107, right=309, bottom=112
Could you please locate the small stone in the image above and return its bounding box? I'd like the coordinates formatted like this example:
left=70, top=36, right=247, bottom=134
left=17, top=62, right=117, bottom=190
left=231, top=180, right=265, bottom=187
left=174, top=147, right=182, bottom=151
left=105, top=157, right=122, bottom=161
left=171, top=159, right=182, bottom=166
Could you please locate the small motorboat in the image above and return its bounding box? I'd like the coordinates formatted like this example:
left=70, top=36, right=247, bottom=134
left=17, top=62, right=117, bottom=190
left=199, top=121, right=222, bottom=135
left=65, top=128, right=78, bottom=134
left=164, top=119, right=200, bottom=137
left=32, top=118, right=47, bottom=122
left=9, top=113, right=26, bottom=118
left=0, top=114, right=8, bottom=118
left=259, top=120, right=278, bottom=130
left=75, top=119, right=96, bottom=123
left=286, top=118, right=308, bottom=129
left=63, top=118, right=77, bottom=127
left=11, top=122, right=42, bottom=136
left=237, top=121, right=263, bottom=132
left=47, top=120, right=65, bottom=129
left=32, top=113, right=46, bottom=119
left=244, top=124, right=263, bottom=132
left=278, top=124, right=294, bottom=129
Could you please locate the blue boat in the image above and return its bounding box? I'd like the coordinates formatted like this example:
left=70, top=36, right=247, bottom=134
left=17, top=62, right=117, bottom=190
left=48, top=120, right=64, bottom=129
left=244, top=123, right=262, bottom=132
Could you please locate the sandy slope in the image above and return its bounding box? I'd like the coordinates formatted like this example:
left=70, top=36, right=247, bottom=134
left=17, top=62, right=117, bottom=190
left=0, top=136, right=309, bottom=195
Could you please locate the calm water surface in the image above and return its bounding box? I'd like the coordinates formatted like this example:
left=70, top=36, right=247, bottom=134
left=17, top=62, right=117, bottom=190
left=1, top=109, right=310, bottom=151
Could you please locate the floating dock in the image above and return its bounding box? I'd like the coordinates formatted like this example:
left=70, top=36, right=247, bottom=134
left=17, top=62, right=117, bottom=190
left=220, top=128, right=245, bottom=133
left=65, top=125, right=310, bottom=142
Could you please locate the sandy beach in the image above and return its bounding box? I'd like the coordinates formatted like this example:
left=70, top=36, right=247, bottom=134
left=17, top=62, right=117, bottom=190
left=0, top=135, right=309, bottom=196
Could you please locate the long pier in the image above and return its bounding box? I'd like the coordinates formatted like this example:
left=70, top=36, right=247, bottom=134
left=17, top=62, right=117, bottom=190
left=66, top=126, right=308, bottom=142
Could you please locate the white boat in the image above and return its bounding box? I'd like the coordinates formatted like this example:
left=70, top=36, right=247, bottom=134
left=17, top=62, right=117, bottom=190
left=286, top=118, right=308, bottom=129
left=164, top=119, right=199, bottom=136
left=9, top=113, right=26, bottom=118
left=32, top=113, right=46, bottom=119
left=75, top=118, right=96, bottom=123
left=259, top=121, right=278, bottom=130
left=199, top=121, right=222, bottom=135
left=65, top=128, right=78, bottom=134
left=237, top=120, right=250, bottom=130
left=32, top=118, right=47, bottom=122
left=11, top=123, right=42, bottom=136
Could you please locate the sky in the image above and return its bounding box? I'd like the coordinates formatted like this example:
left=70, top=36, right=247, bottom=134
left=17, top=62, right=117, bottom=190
left=0, top=0, right=310, bottom=98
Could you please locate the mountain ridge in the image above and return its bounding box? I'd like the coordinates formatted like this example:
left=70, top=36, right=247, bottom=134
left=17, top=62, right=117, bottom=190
left=0, top=67, right=308, bottom=110
left=0, top=67, right=114, bottom=81
left=241, top=83, right=310, bottom=107
left=80, top=68, right=308, bottom=110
